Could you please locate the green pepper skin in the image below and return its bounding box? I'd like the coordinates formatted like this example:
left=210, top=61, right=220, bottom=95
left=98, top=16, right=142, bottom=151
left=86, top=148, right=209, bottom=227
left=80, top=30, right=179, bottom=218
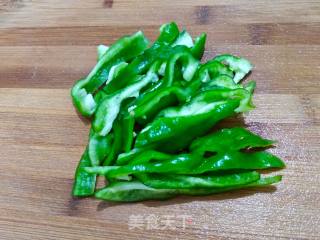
left=191, top=33, right=207, bottom=59
left=94, top=176, right=282, bottom=202
left=136, top=171, right=260, bottom=189
left=72, top=149, right=96, bottom=197
left=71, top=31, right=149, bottom=117
left=155, top=22, right=180, bottom=46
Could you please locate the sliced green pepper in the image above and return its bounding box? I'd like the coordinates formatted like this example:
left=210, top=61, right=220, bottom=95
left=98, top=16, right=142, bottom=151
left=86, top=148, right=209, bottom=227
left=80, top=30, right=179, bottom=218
left=214, top=54, right=252, bottom=83
left=191, top=33, right=207, bottom=59
left=93, top=71, right=158, bottom=136
left=88, top=128, right=113, bottom=167
left=133, top=86, right=189, bottom=124
left=196, top=60, right=234, bottom=83
left=161, top=46, right=199, bottom=88
left=102, top=22, right=180, bottom=95
left=95, top=181, right=177, bottom=202
left=135, top=88, right=251, bottom=152
left=71, top=31, right=149, bottom=117
left=188, top=127, right=285, bottom=174
left=94, top=176, right=282, bottom=202
left=72, top=149, right=96, bottom=197
left=136, top=171, right=260, bottom=189
left=86, top=128, right=284, bottom=178
left=103, top=118, right=123, bottom=166
left=120, top=112, right=135, bottom=153
left=178, top=175, right=282, bottom=196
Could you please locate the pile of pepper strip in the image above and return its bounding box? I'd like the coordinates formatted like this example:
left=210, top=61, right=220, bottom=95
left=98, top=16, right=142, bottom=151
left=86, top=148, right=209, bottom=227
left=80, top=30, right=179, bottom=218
left=71, top=22, right=285, bottom=202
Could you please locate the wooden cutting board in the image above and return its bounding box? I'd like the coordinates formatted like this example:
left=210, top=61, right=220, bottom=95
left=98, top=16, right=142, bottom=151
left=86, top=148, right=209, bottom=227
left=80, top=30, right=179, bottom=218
left=0, top=1, right=319, bottom=239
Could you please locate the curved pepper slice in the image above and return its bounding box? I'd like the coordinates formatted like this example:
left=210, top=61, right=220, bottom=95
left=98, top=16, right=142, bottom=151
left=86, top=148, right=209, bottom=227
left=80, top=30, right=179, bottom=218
left=72, top=149, right=96, bottom=197
left=136, top=171, right=260, bottom=189
left=214, top=54, right=252, bottom=83
left=93, top=71, right=158, bottom=136
left=155, top=22, right=180, bottom=46
left=196, top=60, right=234, bottom=83
left=191, top=33, right=207, bottom=59
left=161, top=46, right=199, bottom=87
left=71, top=31, right=149, bottom=117
left=133, top=86, right=189, bottom=124
left=88, top=128, right=113, bottom=167
left=94, top=176, right=282, bottom=202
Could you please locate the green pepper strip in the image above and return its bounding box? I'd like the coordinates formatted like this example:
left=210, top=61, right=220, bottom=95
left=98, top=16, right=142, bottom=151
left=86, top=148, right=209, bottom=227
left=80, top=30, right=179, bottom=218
left=120, top=113, right=135, bottom=153
left=133, top=86, right=189, bottom=124
left=214, top=54, right=253, bottom=83
left=93, top=71, right=158, bottom=136
left=134, top=88, right=251, bottom=152
left=94, top=176, right=282, bottom=202
left=103, top=118, right=123, bottom=166
left=135, top=100, right=239, bottom=152
left=161, top=46, right=199, bottom=88
left=102, top=22, right=180, bottom=95
left=115, top=148, right=153, bottom=166
left=88, top=128, right=113, bottom=167
left=191, top=33, right=207, bottom=60
left=85, top=128, right=284, bottom=178
left=72, top=149, right=96, bottom=197
left=155, top=22, right=180, bottom=46
left=136, top=171, right=260, bottom=189
left=71, top=31, right=149, bottom=117
left=86, top=150, right=283, bottom=179
left=196, top=60, right=234, bottom=83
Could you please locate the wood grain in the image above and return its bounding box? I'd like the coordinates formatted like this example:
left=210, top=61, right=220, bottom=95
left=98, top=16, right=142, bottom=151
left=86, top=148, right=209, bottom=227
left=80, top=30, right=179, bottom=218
left=0, top=1, right=319, bottom=239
